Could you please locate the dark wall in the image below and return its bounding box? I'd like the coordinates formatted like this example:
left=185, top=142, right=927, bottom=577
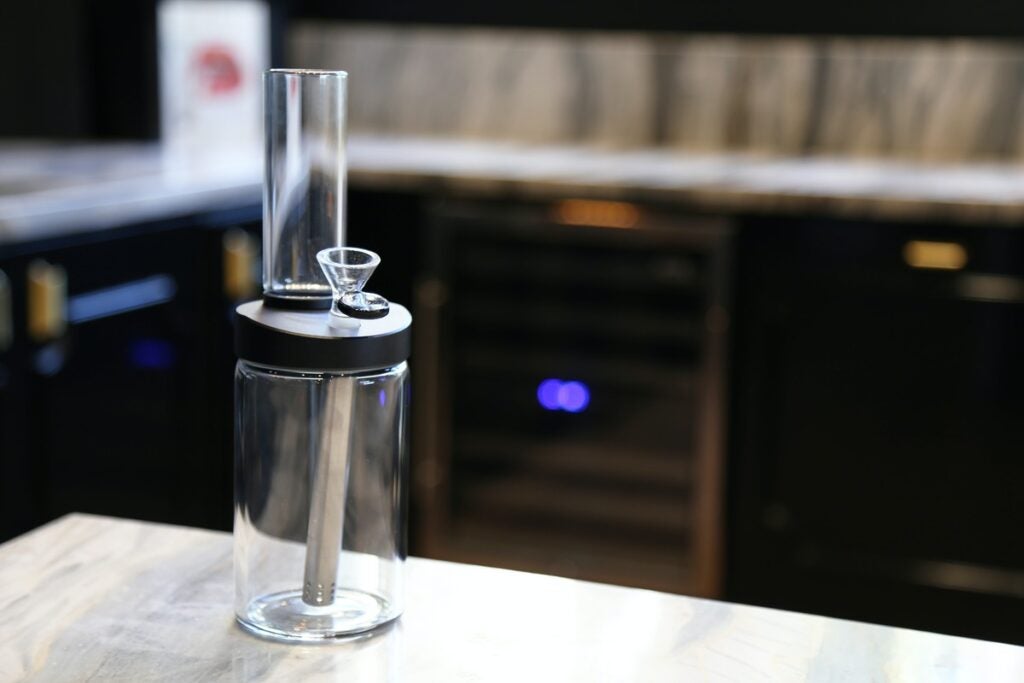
left=293, top=0, right=1024, bottom=38
left=0, top=1, right=94, bottom=138
left=0, top=0, right=288, bottom=140
left=0, top=0, right=158, bottom=139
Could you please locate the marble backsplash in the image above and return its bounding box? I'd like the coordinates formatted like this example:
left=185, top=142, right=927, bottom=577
left=290, top=23, right=1024, bottom=162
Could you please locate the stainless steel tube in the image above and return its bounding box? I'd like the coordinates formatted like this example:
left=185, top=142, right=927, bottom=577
left=302, top=376, right=355, bottom=606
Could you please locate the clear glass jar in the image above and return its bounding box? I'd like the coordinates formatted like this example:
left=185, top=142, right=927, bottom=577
left=233, top=359, right=408, bottom=641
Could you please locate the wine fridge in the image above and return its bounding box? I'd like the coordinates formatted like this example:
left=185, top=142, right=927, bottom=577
left=413, top=198, right=732, bottom=596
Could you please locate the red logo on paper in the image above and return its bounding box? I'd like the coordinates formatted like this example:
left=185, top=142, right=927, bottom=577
left=193, top=45, right=242, bottom=95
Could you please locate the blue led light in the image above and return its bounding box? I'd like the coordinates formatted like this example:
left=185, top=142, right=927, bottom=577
left=537, top=379, right=562, bottom=411
left=379, top=389, right=387, bottom=406
left=129, top=338, right=176, bottom=370
left=34, top=344, right=65, bottom=377
left=559, top=381, right=590, bottom=413
left=537, top=378, right=591, bottom=413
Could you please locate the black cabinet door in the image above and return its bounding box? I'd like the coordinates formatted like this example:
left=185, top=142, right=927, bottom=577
left=0, top=260, right=33, bottom=539
left=729, top=217, right=1024, bottom=644
left=16, top=225, right=228, bottom=532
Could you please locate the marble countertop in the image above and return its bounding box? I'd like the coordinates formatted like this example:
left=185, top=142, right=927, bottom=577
left=0, top=143, right=262, bottom=245
left=3, top=136, right=1024, bottom=247
left=1, top=514, right=1022, bottom=682
left=347, top=135, right=1024, bottom=224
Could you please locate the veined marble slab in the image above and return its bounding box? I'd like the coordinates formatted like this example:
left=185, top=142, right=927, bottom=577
left=293, top=24, right=1024, bottom=163
left=1, top=514, right=1022, bottom=681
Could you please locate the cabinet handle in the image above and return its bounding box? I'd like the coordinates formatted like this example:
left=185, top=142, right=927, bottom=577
left=553, top=199, right=641, bottom=229
left=956, top=274, right=1024, bottom=304
left=27, top=260, right=67, bottom=343
left=223, top=229, right=258, bottom=301
left=0, top=269, right=12, bottom=352
left=903, top=240, right=967, bottom=270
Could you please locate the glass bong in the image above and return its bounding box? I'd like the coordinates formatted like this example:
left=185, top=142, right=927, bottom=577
left=233, top=69, right=411, bottom=642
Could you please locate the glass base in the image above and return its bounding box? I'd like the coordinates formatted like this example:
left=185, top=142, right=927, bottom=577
left=237, top=588, right=398, bottom=642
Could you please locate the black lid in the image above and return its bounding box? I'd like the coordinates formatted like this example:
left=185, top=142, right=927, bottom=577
left=234, top=300, right=411, bottom=372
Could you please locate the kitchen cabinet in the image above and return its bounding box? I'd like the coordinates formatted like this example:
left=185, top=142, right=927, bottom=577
left=0, top=260, right=32, bottom=540
left=727, top=215, right=1024, bottom=644
left=0, top=189, right=414, bottom=543
left=0, top=206, right=260, bottom=541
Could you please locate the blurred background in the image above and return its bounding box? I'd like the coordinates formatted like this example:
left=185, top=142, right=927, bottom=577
left=1, top=0, right=1022, bottom=646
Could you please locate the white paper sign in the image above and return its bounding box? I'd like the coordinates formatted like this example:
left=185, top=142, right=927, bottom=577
left=158, top=0, right=269, bottom=163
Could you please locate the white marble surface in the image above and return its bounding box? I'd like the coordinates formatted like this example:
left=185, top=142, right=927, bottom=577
left=345, top=135, right=1024, bottom=223
left=4, top=135, right=1024, bottom=247
left=1, top=514, right=1022, bottom=682
left=0, top=143, right=262, bottom=243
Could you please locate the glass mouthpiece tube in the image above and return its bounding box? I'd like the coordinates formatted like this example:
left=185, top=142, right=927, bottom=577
left=262, top=69, right=347, bottom=308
